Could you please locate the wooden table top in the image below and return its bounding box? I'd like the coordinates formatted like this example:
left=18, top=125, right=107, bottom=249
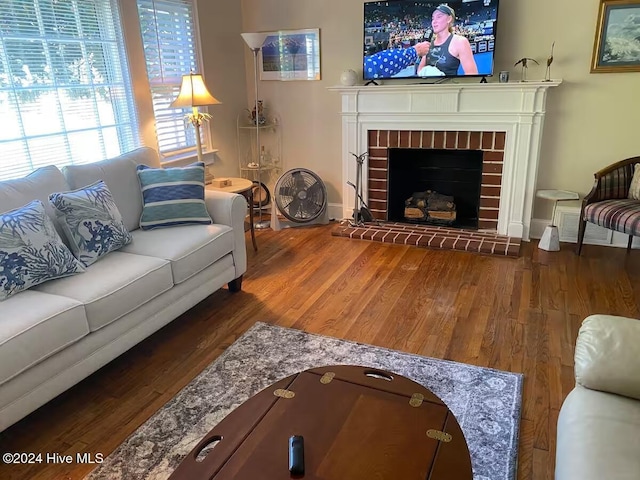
left=169, top=365, right=472, bottom=480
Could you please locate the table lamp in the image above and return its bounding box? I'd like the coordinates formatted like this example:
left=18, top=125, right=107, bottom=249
left=170, top=72, right=221, bottom=163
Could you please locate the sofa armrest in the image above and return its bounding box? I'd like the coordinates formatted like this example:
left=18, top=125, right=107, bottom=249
left=204, top=190, right=247, bottom=278
left=575, top=314, right=640, bottom=400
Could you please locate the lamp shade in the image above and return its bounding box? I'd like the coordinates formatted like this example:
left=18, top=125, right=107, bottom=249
left=241, top=32, right=267, bottom=50
left=170, top=73, right=221, bottom=108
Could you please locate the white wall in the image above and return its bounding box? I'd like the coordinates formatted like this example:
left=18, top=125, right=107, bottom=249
left=197, top=1, right=247, bottom=178
left=229, top=0, right=640, bottom=218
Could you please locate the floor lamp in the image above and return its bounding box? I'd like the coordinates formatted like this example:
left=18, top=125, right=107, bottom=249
left=171, top=72, right=221, bottom=164
left=241, top=32, right=269, bottom=229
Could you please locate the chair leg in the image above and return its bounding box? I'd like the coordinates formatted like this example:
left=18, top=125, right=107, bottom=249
left=628, top=235, right=634, bottom=252
left=576, top=218, right=587, bottom=255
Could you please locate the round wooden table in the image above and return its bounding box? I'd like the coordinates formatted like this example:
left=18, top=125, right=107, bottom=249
left=169, top=365, right=473, bottom=479
left=206, top=178, right=257, bottom=251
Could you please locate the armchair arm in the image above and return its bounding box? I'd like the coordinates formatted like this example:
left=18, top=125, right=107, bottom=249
left=574, top=314, right=640, bottom=400
left=204, top=189, right=247, bottom=278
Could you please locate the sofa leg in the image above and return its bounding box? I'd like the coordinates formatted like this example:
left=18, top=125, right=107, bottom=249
left=628, top=235, right=634, bottom=252
left=576, top=218, right=587, bottom=255
left=228, top=275, right=243, bottom=292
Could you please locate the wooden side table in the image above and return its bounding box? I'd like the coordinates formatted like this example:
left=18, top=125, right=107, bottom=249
left=206, top=178, right=257, bottom=251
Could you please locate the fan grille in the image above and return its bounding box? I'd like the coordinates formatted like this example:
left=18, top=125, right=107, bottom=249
left=275, top=169, right=327, bottom=223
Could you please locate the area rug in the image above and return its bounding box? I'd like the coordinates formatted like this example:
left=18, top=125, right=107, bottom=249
left=86, top=322, right=523, bottom=480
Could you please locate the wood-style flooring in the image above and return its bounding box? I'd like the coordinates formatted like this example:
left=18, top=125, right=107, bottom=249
left=1, top=224, right=639, bottom=480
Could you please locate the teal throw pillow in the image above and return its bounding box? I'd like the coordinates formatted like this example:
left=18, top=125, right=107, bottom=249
left=136, top=162, right=212, bottom=230
left=49, top=180, right=132, bottom=266
left=0, top=200, right=85, bottom=301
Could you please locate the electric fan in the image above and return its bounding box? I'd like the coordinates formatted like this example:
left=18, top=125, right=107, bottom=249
left=271, top=168, right=329, bottom=231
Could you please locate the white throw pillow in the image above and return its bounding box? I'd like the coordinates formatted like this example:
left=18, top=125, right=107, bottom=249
left=629, top=164, right=640, bottom=200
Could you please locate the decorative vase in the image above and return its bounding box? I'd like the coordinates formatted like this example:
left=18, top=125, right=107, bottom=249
left=340, top=70, right=358, bottom=86
left=248, top=100, right=266, bottom=126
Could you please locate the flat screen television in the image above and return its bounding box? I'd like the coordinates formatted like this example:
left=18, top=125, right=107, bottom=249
left=363, top=0, right=500, bottom=81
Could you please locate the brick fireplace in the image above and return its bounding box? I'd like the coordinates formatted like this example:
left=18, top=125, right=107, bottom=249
left=329, top=81, right=561, bottom=241
left=367, top=129, right=504, bottom=231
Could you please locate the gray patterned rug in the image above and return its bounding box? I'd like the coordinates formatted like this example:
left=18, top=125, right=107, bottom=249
left=86, top=322, right=523, bottom=480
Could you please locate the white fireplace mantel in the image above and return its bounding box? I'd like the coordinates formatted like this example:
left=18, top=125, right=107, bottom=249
left=329, top=81, right=561, bottom=240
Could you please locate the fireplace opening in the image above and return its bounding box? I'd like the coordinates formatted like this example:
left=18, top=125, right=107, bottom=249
left=387, top=148, right=483, bottom=229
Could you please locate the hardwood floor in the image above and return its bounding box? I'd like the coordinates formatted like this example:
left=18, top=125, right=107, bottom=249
left=1, top=224, right=639, bottom=480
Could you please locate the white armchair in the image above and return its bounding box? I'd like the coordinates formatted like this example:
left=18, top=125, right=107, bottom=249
left=555, top=315, right=640, bottom=480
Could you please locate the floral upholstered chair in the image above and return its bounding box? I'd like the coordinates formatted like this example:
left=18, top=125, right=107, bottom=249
left=577, top=156, right=640, bottom=255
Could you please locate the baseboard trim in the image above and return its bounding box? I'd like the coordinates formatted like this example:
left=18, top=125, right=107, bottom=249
left=328, top=203, right=344, bottom=222
left=530, top=217, right=638, bottom=249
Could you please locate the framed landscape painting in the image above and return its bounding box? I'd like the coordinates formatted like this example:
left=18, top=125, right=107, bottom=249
left=591, top=0, right=640, bottom=72
left=260, top=28, right=321, bottom=81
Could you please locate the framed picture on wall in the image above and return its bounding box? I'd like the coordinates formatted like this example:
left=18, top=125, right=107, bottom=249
left=260, top=28, right=321, bottom=81
left=591, top=0, right=640, bottom=73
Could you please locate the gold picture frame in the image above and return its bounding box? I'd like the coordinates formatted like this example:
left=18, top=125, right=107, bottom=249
left=591, top=0, right=640, bottom=73
left=259, top=28, right=321, bottom=81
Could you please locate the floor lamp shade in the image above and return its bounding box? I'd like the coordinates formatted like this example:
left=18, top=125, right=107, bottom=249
left=241, top=33, right=267, bottom=50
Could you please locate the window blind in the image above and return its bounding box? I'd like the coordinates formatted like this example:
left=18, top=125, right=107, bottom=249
left=136, top=0, right=202, bottom=157
left=0, top=0, right=140, bottom=181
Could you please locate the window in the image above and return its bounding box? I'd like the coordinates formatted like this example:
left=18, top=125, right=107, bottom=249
left=136, top=0, right=204, bottom=158
left=0, top=0, right=140, bottom=181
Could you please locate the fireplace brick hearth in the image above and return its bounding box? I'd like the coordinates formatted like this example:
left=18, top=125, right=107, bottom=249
left=367, top=129, right=504, bottom=231
left=331, top=221, right=521, bottom=258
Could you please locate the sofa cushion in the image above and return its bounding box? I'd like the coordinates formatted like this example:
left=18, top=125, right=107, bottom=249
left=0, top=200, right=85, bottom=301
left=0, top=166, right=69, bottom=239
left=120, top=224, right=234, bottom=284
left=49, top=181, right=132, bottom=266
left=62, top=147, right=161, bottom=233
left=583, top=199, right=640, bottom=237
left=556, top=385, right=640, bottom=480
left=0, top=290, right=88, bottom=386
left=34, top=252, right=172, bottom=331
left=136, top=162, right=212, bottom=230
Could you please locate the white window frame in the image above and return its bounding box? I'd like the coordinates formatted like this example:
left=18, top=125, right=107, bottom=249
left=134, top=0, right=211, bottom=163
left=0, top=0, right=141, bottom=181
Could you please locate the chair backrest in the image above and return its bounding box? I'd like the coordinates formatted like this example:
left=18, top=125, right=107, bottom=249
left=592, top=162, right=636, bottom=202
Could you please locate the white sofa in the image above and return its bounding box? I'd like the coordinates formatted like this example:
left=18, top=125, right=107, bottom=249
left=0, top=147, right=247, bottom=431
left=556, top=314, right=640, bottom=480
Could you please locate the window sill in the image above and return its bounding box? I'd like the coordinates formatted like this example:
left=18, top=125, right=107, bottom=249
left=160, top=148, right=219, bottom=168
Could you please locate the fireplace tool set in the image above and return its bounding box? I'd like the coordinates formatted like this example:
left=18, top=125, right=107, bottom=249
left=348, top=152, right=373, bottom=226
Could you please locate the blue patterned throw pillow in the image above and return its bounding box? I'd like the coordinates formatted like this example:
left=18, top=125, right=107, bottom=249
left=49, top=180, right=132, bottom=266
left=0, top=200, right=85, bottom=301
left=136, top=162, right=212, bottom=230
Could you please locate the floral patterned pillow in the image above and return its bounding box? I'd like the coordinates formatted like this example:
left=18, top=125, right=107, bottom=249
left=49, top=180, right=132, bottom=266
left=0, top=200, right=85, bottom=301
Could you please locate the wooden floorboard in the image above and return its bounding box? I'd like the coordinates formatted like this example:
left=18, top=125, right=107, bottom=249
left=1, top=224, right=639, bottom=480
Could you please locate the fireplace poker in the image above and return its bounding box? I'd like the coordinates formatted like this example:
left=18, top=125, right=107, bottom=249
left=349, top=152, right=370, bottom=226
